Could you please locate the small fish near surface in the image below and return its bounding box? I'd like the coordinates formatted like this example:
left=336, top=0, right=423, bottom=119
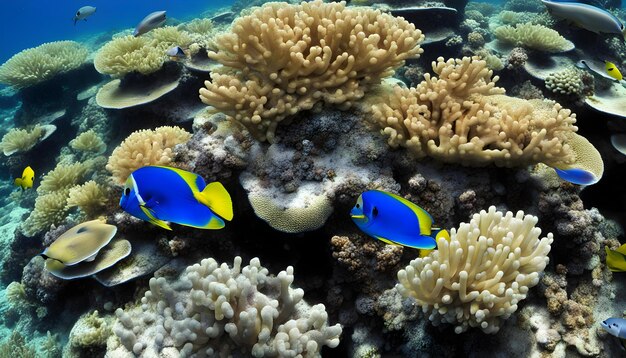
left=601, top=317, right=626, bottom=349
left=166, top=46, right=187, bottom=60
left=350, top=190, right=450, bottom=254
left=542, top=0, right=626, bottom=39
left=14, top=166, right=34, bottom=190
left=605, top=243, right=626, bottom=272
left=134, top=11, right=167, bottom=37
left=74, top=6, right=96, bottom=25
left=120, top=166, right=233, bottom=230
left=576, top=59, right=619, bottom=81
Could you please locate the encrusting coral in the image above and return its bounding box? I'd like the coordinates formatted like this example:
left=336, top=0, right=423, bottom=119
left=494, top=23, right=573, bottom=52
left=0, top=41, right=88, bottom=88
left=367, top=56, right=602, bottom=176
left=107, top=256, right=342, bottom=357
left=396, top=206, right=553, bottom=334
left=200, top=0, right=425, bottom=142
left=106, top=126, right=191, bottom=185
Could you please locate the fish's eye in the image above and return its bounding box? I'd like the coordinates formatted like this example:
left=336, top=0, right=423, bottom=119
left=372, top=206, right=378, bottom=217
left=124, top=188, right=130, bottom=196
left=356, top=203, right=360, bottom=209
left=77, top=11, right=80, bottom=15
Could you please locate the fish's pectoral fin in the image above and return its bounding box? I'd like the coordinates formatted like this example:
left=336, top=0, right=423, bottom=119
left=140, top=205, right=171, bottom=230
left=194, top=182, right=233, bottom=221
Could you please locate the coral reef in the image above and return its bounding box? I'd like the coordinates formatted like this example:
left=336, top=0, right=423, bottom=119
left=66, top=181, right=108, bottom=218
left=200, top=0, right=425, bottom=141
left=69, top=130, right=106, bottom=154
left=94, top=36, right=166, bottom=77
left=0, top=124, right=56, bottom=156
left=367, top=56, right=598, bottom=173
left=396, top=206, right=553, bottom=334
left=106, top=126, right=191, bottom=185
left=0, top=41, right=88, bottom=88
left=107, top=256, right=342, bottom=357
left=494, top=23, right=574, bottom=52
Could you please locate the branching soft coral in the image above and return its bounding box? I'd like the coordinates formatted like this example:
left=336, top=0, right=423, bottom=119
left=199, top=0, right=425, bottom=142
left=367, top=56, right=601, bottom=174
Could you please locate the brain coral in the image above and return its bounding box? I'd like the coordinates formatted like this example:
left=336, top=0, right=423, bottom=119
left=367, top=56, right=600, bottom=173
left=106, top=126, right=191, bottom=185
left=0, top=41, right=88, bottom=88
left=494, top=23, right=573, bottom=52
left=544, top=67, right=584, bottom=96
left=108, top=256, right=342, bottom=357
left=199, top=0, right=425, bottom=142
left=396, top=206, right=553, bottom=334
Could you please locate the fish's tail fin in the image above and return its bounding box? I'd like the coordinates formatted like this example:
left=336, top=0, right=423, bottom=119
left=13, top=178, right=22, bottom=188
left=195, top=182, right=233, bottom=221
left=418, top=228, right=450, bottom=258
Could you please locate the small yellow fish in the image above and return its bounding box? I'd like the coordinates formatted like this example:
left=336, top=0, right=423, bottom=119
left=14, top=166, right=34, bottom=190
left=605, top=61, right=623, bottom=81
left=605, top=244, right=626, bottom=272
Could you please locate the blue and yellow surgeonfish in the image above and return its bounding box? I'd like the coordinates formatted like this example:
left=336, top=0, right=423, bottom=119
left=350, top=190, right=449, bottom=255
left=120, top=166, right=233, bottom=230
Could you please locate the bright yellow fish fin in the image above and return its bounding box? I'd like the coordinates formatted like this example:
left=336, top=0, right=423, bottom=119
left=434, top=228, right=450, bottom=242
left=194, top=182, right=233, bottom=221
left=140, top=205, right=172, bottom=230
left=14, top=178, right=23, bottom=188
left=375, top=235, right=401, bottom=246
left=204, top=215, right=225, bottom=229
left=616, top=243, right=626, bottom=256
left=380, top=191, right=433, bottom=235
left=605, top=246, right=626, bottom=272
left=419, top=249, right=432, bottom=258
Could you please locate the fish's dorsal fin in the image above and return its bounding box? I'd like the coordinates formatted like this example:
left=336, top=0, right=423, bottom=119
left=157, top=166, right=205, bottom=191
left=377, top=191, right=434, bottom=235
left=194, top=182, right=233, bottom=221
left=545, top=0, right=607, bottom=9
left=140, top=205, right=172, bottom=230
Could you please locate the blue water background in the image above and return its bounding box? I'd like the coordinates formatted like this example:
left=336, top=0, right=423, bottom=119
left=0, top=0, right=233, bottom=64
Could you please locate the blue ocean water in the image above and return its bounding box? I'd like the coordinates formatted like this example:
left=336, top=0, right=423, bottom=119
left=0, top=0, right=232, bottom=64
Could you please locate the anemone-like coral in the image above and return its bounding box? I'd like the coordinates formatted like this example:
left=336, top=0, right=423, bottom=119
left=200, top=0, right=425, bottom=142
left=0, top=41, right=88, bottom=88
left=94, top=35, right=165, bottom=77
left=367, top=56, right=600, bottom=174
left=107, top=256, right=342, bottom=357
left=150, top=26, right=194, bottom=49
left=38, top=162, right=88, bottom=193
left=21, top=189, right=70, bottom=237
left=68, top=311, right=112, bottom=348
left=106, top=126, right=191, bottom=185
left=0, top=332, right=36, bottom=358
left=396, top=206, right=553, bottom=334
left=494, top=23, right=574, bottom=53
left=0, top=124, right=56, bottom=156
left=70, top=130, right=106, bottom=154
left=66, top=181, right=108, bottom=218
left=180, top=18, right=214, bottom=35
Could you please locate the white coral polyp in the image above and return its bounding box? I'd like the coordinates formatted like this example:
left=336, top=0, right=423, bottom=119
left=396, top=206, right=553, bottom=334
left=109, top=256, right=342, bottom=357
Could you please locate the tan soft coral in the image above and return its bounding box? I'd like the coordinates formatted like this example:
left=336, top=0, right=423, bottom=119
left=199, top=0, right=424, bottom=142
left=106, top=126, right=191, bottom=185
left=66, top=181, right=108, bottom=218
left=70, top=130, right=106, bottom=153
left=367, top=56, right=598, bottom=170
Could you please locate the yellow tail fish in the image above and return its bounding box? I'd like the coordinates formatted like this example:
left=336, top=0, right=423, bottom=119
left=605, top=61, right=623, bottom=81
left=14, top=166, right=34, bottom=190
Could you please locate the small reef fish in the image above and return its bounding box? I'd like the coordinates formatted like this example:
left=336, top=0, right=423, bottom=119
left=350, top=190, right=449, bottom=252
left=541, top=0, right=626, bottom=39
left=605, top=61, right=623, bottom=81
left=134, top=11, right=167, bottom=37
left=14, top=166, right=34, bottom=190
left=552, top=167, right=598, bottom=185
left=74, top=6, right=96, bottom=25
left=120, top=166, right=233, bottom=230
left=601, top=317, right=626, bottom=349
left=576, top=59, right=618, bottom=81
left=166, top=46, right=187, bottom=60
left=605, top=244, right=626, bottom=272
